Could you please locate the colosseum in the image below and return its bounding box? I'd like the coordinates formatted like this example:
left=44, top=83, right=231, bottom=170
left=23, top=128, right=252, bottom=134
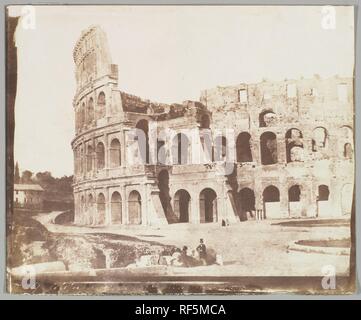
left=72, top=26, right=354, bottom=226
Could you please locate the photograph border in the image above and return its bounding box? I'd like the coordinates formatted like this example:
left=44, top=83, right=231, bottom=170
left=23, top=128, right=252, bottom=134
left=1, top=0, right=360, bottom=299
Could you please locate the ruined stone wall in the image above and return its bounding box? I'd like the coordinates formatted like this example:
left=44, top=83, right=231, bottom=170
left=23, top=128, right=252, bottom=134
left=72, top=26, right=354, bottom=227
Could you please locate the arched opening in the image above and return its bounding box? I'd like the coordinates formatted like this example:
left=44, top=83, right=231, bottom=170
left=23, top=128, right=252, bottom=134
left=135, top=120, right=149, bottom=164
left=86, top=145, right=93, bottom=172
left=312, top=127, right=327, bottom=152
left=318, top=185, right=329, bottom=201
left=288, top=185, right=302, bottom=217
left=110, top=138, right=121, bottom=167
left=263, top=185, right=280, bottom=219
left=172, top=133, right=190, bottom=164
left=97, top=193, right=106, bottom=225
left=128, top=190, right=142, bottom=224
left=87, top=98, right=94, bottom=124
left=87, top=194, right=94, bottom=224
left=80, top=103, right=85, bottom=128
left=199, top=129, right=213, bottom=163
left=214, top=136, right=227, bottom=161
left=340, top=126, right=353, bottom=160
left=344, top=143, right=353, bottom=159
left=97, top=91, right=106, bottom=118
left=158, top=170, right=171, bottom=217
left=259, top=110, right=276, bottom=127
left=174, top=189, right=191, bottom=223
left=260, top=132, right=278, bottom=165
left=157, top=139, right=166, bottom=164
left=200, top=114, right=210, bottom=129
left=79, top=147, right=84, bottom=174
left=285, top=129, right=304, bottom=162
left=289, top=185, right=301, bottom=201
left=96, top=142, right=105, bottom=170
left=317, top=184, right=330, bottom=217
left=236, top=132, right=252, bottom=162
left=111, top=191, right=122, bottom=224
left=199, top=188, right=217, bottom=223
left=238, top=188, right=255, bottom=220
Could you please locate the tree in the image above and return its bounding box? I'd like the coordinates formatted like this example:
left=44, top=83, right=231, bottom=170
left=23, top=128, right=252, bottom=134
left=14, top=162, right=20, bottom=184
left=21, top=170, right=33, bottom=184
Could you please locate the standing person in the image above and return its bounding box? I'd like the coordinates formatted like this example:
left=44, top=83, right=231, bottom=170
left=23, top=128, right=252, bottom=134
left=181, top=246, right=190, bottom=267
left=196, top=238, right=207, bottom=265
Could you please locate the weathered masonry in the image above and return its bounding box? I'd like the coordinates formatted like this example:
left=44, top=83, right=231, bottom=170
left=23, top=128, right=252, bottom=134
left=72, top=26, right=354, bottom=226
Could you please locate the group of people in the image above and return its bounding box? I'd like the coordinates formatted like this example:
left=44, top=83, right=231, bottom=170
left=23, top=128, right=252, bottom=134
left=170, top=239, right=208, bottom=267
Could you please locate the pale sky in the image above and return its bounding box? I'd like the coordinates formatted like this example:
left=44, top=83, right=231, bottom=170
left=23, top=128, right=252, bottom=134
left=11, top=5, right=354, bottom=177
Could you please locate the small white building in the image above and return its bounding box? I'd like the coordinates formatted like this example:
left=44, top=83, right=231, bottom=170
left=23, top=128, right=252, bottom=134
left=14, top=184, right=44, bottom=210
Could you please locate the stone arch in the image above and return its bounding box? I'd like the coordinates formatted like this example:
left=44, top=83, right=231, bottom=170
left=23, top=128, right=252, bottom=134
left=97, top=193, right=106, bottom=225
left=135, top=119, right=149, bottom=164
left=87, top=193, right=95, bottom=224
left=97, top=91, right=106, bottom=119
left=111, top=191, right=122, bottom=224
left=236, top=132, right=252, bottom=162
left=344, top=143, right=353, bottom=159
left=285, top=128, right=304, bottom=162
left=317, top=184, right=330, bottom=217
left=110, top=138, right=121, bottom=167
left=172, top=133, right=190, bottom=164
left=263, top=185, right=280, bottom=202
left=260, top=132, right=278, bottom=165
left=214, top=135, right=227, bottom=161
left=199, top=188, right=218, bottom=223
left=318, top=185, right=329, bottom=201
left=86, top=145, right=93, bottom=172
left=312, top=127, right=328, bottom=152
left=87, top=97, right=94, bottom=124
left=199, top=129, right=213, bottom=163
left=259, top=110, right=276, bottom=127
left=96, top=142, right=105, bottom=170
left=80, top=102, right=85, bottom=128
left=174, top=189, right=191, bottom=223
left=263, top=185, right=280, bottom=219
left=128, top=190, right=142, bottom=225
left=238, top=187, right=255, bottom=220
left=288, top=185, right=301, bottom=202
left=79, top=146, right=84, bottom=174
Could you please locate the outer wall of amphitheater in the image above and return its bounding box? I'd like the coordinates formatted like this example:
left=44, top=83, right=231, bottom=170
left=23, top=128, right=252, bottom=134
left=72, top=26, right=354, bottom=226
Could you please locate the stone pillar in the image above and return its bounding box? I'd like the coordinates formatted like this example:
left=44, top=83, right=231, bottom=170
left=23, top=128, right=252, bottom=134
left=190, top=190, right=200, bottom=224
left=142, top=183, right=148, bottom=226
left=105, top=187, right=111, bottom=225
left=308, top=181, right=318, bottom=217
left=301, top=183, right=312, bottom=217
left=122, top=185, right=128, bottom=225
left=104, top=133, right=109, bottom=172
left=277, top=132, right=287, bottom=164
left=252, top=134, right=261, bottom=164
left=82, top=140, right=86, bottom=180
left=105, top=87, right=112, bottom=121
left=302, top=129, right=313, bottom=160
left=191, top=129, right=201, bottom=165
left=279, top=178, right=289, bottom=218
left=90, top=137, right=95, bottom=178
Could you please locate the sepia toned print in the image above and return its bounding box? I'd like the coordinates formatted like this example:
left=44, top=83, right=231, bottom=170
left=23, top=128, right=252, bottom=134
left=7, top=5, right=355, bottom=295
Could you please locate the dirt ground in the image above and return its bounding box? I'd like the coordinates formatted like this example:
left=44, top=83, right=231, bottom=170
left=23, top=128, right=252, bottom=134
left=34, top=213, right=352, bottom=277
